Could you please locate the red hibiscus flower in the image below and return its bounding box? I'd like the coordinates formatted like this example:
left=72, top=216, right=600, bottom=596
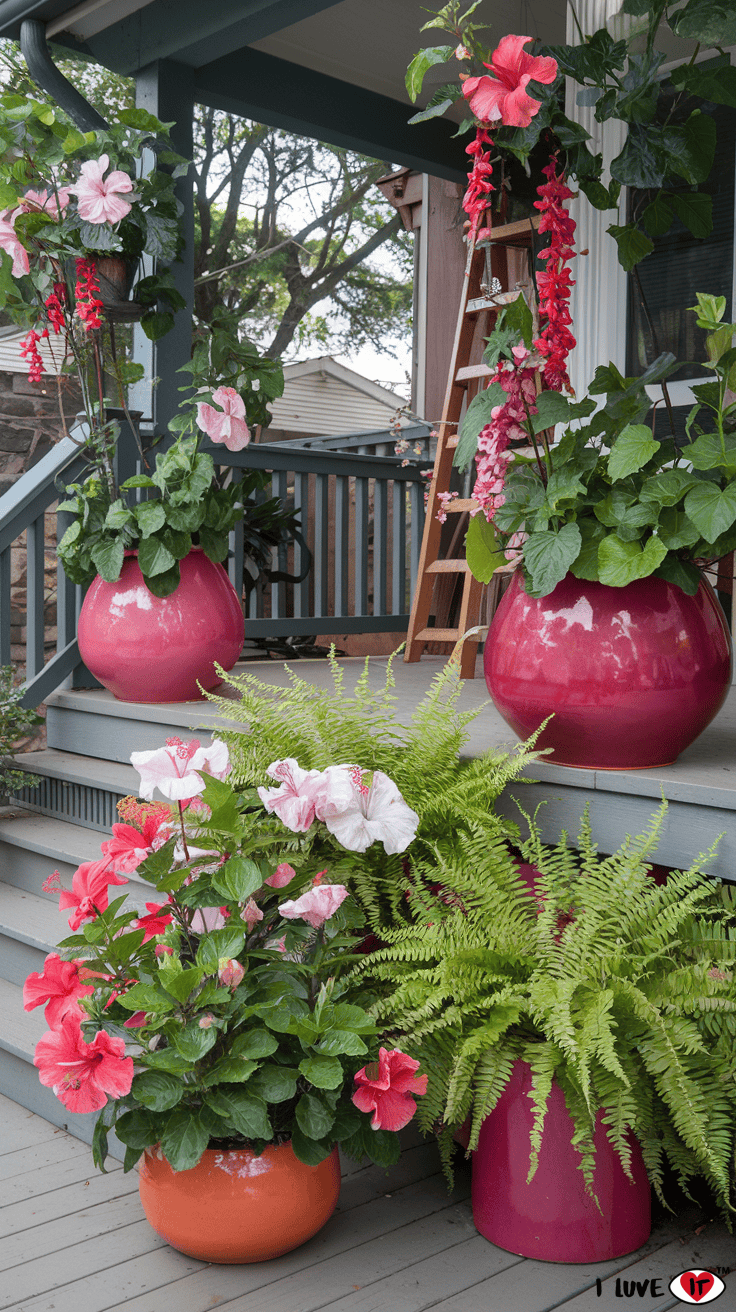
left=134, top=901, right=174, bottom=943
left=58, top=857, right=128, bottom=930
left=352, top=1047, right=428, bottom=1131
left=33, top=1013, right=134, bottom=1113
left=462, top=35, right=557, bottom=128
left=23, top=953, right=95, bottom=1027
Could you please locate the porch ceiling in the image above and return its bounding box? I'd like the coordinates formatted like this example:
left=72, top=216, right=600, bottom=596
left=0, top=0, right=567, bottom=179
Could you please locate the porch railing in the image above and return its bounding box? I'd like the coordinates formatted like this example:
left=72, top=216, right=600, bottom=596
left=0, top=420, right=433, bottom=708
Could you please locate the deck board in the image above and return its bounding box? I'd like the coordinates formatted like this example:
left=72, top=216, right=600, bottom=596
left=2, top=1092, right=735, bottom=1312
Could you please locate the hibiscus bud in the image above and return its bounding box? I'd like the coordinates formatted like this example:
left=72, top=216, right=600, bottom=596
left=265, top=862, right=296, bottom=888
left=243, top=898, right=264, bottom=931
left=198, top=1013, right=215, bottom=1029
left=218, top=957, right=245, bottom=988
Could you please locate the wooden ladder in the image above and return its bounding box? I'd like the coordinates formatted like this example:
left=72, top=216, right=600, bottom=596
left=404, top=213, right=539, bottom=677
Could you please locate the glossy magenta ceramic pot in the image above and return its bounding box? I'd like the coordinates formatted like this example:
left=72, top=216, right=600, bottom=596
left=78, top=548, right=245, bottom=702
left=139, top=1142, right=341, bottom=1263
left=484, top=571, right=732, bottom=768
left=472, top=1060, right=651, bottom=1263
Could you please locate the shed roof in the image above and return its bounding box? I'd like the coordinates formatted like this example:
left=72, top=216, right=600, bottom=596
left=0, top=0, right=567, bottom=180
left=268, top=355, right=409, bottom=435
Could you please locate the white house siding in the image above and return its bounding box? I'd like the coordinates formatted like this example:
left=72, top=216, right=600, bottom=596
left=266, top=358, right=409, bottom=437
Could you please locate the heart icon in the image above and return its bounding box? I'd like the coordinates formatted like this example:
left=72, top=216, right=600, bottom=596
left=679, top=1272, right=716, bottom=1302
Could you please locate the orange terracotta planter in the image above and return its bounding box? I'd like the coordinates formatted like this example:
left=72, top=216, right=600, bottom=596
left=138, top=1141, right=341, bottom=1263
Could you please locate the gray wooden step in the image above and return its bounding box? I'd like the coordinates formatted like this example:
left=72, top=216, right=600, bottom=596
left=46, top=681, right=245, bottom=763
left=10, top=750, right=139, bottom=832
left=0, top=978, right=123, bottom=1156
left=0, top=813, right=162, bottom=909
left=0, top=883, right=72, bottom=984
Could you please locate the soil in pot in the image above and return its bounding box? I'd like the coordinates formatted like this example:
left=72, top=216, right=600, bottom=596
left=138, top=1141, right=342, bottom=1263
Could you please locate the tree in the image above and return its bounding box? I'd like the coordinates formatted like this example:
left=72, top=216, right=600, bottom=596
left=0, top=41, right=413, bottom=363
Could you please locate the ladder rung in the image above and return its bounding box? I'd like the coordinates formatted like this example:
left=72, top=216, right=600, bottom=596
left=447, top=435, right=459, bottom=448
left=415, top=627, right=465, bottom=643
left=477, top=215, right=541, bottom=245
left=442, top=498, right=479, bottom=513
left=466, top=289, right=522, bottom=314
left=425, top=559, right=472, bottom=575
left=456, top=364, right=494, bottom=382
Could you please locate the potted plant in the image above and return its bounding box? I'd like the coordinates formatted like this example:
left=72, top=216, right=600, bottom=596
left=407, top=8, right=736, bottom=768
left=361, top=804, right=736, bottom=1262
left=23, top=732, right=429, bottom=1263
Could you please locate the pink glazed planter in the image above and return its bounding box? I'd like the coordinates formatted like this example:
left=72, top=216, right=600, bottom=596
left=77, top=548, right=245, bottom=703
left=484, top=570, right=732, bottom=769
left=471, top=1061, right=651, bottom=1263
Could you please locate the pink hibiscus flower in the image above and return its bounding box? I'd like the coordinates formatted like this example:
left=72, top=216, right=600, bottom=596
left=462, top=35, right=557, bottom=128
left=0, top=211, right=29, bottom=277
left=34, top=1013, right=134, bottom=1114
left=58, top=857, right=128, bottom=930
left=218, top=957, right=245, bottom=988
left=23, top=954, right=95, bottom=1027
left=134, top=901, right=174, bottom=943
left=131, top=736, right=230, bottom=802
left=319, top=766, right=419, bottom=855
left=197, top=386, right=250, bottom=452
left=265, top=862, right=296, bottom=888
left=71, top=155, right=133, bottom=225
left=278, top=882, right=349, bottom=929
left=258, top=759, right=348, bottom=833
left=243, top=897, right=264, bottom=930
left=352, top=1048, right=428, bottom=1131
left=20, top=187, right=71, bottom=219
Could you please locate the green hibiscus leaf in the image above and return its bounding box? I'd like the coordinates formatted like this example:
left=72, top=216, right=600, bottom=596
left=569, top=519, right=605, bottom=581
left=654, top=555, right=702, bottom=595
left=295, top=1092, right=335, bottom=1141
left=132, top=1070, right=185, bottom=1112
left=115, top=1108, right=162, bottom=1149
left=299, top=1055, right=344, bottom=1090
left=465, top=513, right=505, bottom=584
left=212, top=857, right=263, bottom=902
left=160, top=1109, right=210, bottom=1172
left=249, top=1065, right=300, bottom=1103
left=204, top=1087, right=272, bottom=1140
left=598, top=534, right=668, bottom=586
left=230, top=1029, right=280, bottom=1060
left=137, top=535, right=176, bottom=578
left=607, top=424, right=660, bottom=481
left=90, top=538, right=125, bottom=582
left=405, top=45, right=455, bottom=102
left=669, top=192, right=712, bottom=241
left=117, top=982, right=174, bottom=1012
left=681, top=433, right=736, bottom=472
left=656, top=507, right=700, bottom=550
left=684, top=480, right=736, bottom=542
left=607, top=223, right=654, bottom=271
left=196, top=928, right=246, bottom=971
left=172, top=1020, right=218, bottom=1062
left=523, top=523, right=582, bottom=597
left=200, top=1058, right=259, bottom=1087
left=316, top=1030, right=369, bottom=1057
left=290, top=1127, right=335, bottom=1166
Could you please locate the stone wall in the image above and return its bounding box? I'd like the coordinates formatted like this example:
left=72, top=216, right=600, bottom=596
left=1, top=370, right=82, bottom=672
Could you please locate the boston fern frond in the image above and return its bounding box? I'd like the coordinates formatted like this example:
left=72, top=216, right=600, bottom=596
left=364, top=805, right=736, bottom=1218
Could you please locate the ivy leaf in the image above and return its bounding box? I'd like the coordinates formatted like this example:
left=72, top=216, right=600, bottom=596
left=681, top=433, right=736, bottom=472
left=598, top=534, right=668, bottom=586
left=684, top=481, right=736, bottom=542
left=523, top=523, right=582, bottom=597
left=465, top=513, right=505, bottom=584
left=654, top=555, right=702, bottom=596
left=569, top=520, right=605, bottom=581
left=607, top=224, right=654, bottom=272
left=134, top=500, right=166, bottom=538
left=669, top=192, right=712, bottom=241
left=607, top=424, right=660, bottom=481
left=640, top=468, right=699, bottom=506
left=670, top=61, right=736, bottom=108
left=405, top=46, right=455, bottom=101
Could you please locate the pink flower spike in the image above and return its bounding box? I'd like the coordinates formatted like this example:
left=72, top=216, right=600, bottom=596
left=71, top=155, right=133, bottom=225
left=278, top=883, right=349, bottom=929
left=23, top=954, right=94, bottom=1027
left=265, top=862, right=296, bottom=888
left=352, top=1048, right=428, bottom=1131
left=463, top=35, right=557, bottom=128
left=33, top=1014, right=134, bottom=1114
left=58, top=857, right=128, bottom=931
left=0, top=211, right=29, bottom=277
left=197, top=386, right=250, bottom=452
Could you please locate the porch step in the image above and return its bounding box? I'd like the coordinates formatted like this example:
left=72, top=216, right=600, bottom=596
left=0, top=811, right=160, bottom=909
left=0, top=882, right=71, bottom=984
left=46, top=680, right=245, bottom=764
left=10, top=750, right=139, bottom=832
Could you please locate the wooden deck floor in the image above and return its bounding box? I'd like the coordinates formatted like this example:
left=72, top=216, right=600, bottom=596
left=3, top=1094, right=735, bottom=1312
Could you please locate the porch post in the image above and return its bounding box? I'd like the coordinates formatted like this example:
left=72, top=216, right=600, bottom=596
left=131, top=60, right=195, bottom=438
left=564, top=0, right=628, bottom=397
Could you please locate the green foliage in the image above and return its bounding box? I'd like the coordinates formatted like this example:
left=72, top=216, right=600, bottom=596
left=0, top=665, right=42, bottom=802
left=364, top=805, right=736, bottom=1216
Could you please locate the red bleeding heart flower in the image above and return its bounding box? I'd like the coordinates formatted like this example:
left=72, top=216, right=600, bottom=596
left=352, top=1047, right=428, bottom=1131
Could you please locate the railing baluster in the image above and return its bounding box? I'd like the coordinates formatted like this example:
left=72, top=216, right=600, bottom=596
left=392, top=481, right=406, bottom=615
left=373, top=478, right=387, bottom=616
left=334, top=476, right=349, bottom=616
left=409, top=481, right=424, bottom=601
left=294, top=471, right=310, bottom=617
left=314, top=473, right=329, bottom=616
left=228, top=466, right=245, bottom=601
left=271, top=470, right=287, bottom=620
left=26, top=515, right=46, bottom=680
left=56, top=508, right=77, bottom=652
left=0, top=545, right=11, bottom=666
left=354, top=476, right=369, bottom=615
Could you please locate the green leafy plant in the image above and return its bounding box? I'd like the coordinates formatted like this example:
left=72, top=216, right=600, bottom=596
left=459, top=296, right=736, bottom=597
left=362, top=804, right=736, bottom=1218
left=0, top=665, right=42, bottom=803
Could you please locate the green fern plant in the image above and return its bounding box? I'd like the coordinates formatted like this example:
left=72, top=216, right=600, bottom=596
left=362, top=804, right=736, bottom=1219
left=207, top=652, right=545, bottom=935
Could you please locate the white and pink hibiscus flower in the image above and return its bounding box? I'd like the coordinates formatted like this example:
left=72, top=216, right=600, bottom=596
left=278, top=882, right=349, bottom=929
left=130, top=736, right=230, bottom=803
left=196, top=386, right=250, bottom=452
left=462, top=35, right=557, bottom=128
left=70, top=154, right=133, bottom=225
left=19, top=187, right=71, bottom=220
left=0, top=210, right=29, bottom=277
left=257, top=758, right=352, bottom=833
left=318, top=765, right=419, bottom=854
